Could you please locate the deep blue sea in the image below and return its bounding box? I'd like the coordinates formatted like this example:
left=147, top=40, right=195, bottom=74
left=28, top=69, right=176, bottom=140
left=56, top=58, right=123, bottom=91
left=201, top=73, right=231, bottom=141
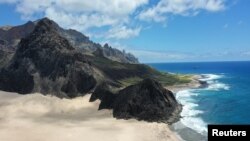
left=148, top=61, right=250, bottom=135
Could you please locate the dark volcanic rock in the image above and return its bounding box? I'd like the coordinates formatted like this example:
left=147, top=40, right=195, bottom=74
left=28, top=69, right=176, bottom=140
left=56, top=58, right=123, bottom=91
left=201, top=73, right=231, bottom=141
left=198, top=80, right=208, bottom=88
left=112, top=78, right=181, bottom=123
left=0, top=21, right=35, bottom=49
left=101, top=43, right=139, bottom=64
left=90, top=78, right=182, bottom=123
left=0, top=48, right=14, bottom=68
left=0, top=17, right=182, bottom=100
left=90, top=83, right=116, bottom=110
left=0, top=39, right=5, bottom=45
left=0, top=18, right=97, bottom=97
left=0, top=18, right=138, bottom=64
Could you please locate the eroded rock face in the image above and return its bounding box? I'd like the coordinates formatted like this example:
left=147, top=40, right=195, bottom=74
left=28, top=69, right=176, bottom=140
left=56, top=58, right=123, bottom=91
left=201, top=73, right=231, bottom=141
left=0, top=18, right=96, bottom=97
left=113, top=79, right=181, bottom=122
left=0, top=18, right=177, bottom=98
left=0, top=21, right=35, bottom=49
left=90, top=83, right=116, bottom=110
left=90, top=79, right=181, bottom=123
left=0, top=48, right=14, bottom=68
left=0, top=18, right=139, bottom=64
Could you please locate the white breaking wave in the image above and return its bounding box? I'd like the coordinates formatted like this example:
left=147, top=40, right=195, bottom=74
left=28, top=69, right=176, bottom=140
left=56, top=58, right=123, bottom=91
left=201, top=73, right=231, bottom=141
left=176, top=73, right=230, bottom=135
left=199, top=74, right=223, bottom=81
left=200, top=74, right=230, bottom=91
left=176, top=90, right=207, bottom=135
left=206, top=81, right=230, bottom=91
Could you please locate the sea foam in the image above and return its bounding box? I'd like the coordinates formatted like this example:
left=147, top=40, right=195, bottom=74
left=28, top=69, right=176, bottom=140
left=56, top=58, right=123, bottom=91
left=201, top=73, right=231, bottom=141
left=176, top=74, right=230, bottom=135
left=200, top=74, right=230, bottom=91
left=176, top=89, right=207, bottom=135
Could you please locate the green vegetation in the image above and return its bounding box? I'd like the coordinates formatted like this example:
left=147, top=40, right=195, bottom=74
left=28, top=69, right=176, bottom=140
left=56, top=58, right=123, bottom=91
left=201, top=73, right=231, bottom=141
left=88, top=55, right=192, bottom=87
left=155, top=72, right=192, bottom=86
left=119, top=73, right=192, bottom=87
left=119, top=77, right=143, bottom=87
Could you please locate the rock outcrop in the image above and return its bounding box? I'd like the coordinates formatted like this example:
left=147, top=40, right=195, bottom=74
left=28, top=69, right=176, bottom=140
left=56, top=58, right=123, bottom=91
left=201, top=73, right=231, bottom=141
left=89, top=83, right=116, bottom=110
left=0, top=47, right=14, bottom=68
left=0, top=18, right=97, bottom=97
left=0, top=18, right=182, bottom=123
left=113, top=78, right=181, bottom=123
left=0, top=17, right=184, bottom=100
left=0, top=21, right=35, bottom=49
left=91, top=79, right=182, bottom=123
left=102, top=43, right=138, bottom=64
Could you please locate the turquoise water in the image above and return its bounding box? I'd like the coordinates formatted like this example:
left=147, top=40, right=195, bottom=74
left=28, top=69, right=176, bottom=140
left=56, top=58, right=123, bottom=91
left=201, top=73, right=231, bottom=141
left=149, top=61, right=250, bottom=135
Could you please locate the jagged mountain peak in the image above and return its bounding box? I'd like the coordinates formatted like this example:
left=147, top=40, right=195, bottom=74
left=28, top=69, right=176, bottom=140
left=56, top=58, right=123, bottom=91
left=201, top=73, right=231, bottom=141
left=14, top=18, right=75, bottom=59
left=0, top=25, right=13, bottom=31
left=0, top=17, right=96, bottom=96
left=0, top=17, right=176, bottom=99
left=0, top=17, right=139, bottom=64
left=33, top=17, right=60, bottom=34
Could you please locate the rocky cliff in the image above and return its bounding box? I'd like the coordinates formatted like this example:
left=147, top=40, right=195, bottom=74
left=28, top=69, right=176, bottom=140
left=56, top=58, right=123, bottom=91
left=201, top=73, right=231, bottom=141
left=90, top=78, right=182, bottom=123
left=0, top=18, right=97, bottom=97
left=0, top=18, right=138, bottom=64
left=0, top=48, right=13, bottom=68
left=113, top=78, right=181, bottom=123
left=0, top=18, right=180, bottom=98
left=0, top=18, right=188, bottom=98
left=0, top=18, right=182, bottom=123
left=0, top=21, right=35, bottom=49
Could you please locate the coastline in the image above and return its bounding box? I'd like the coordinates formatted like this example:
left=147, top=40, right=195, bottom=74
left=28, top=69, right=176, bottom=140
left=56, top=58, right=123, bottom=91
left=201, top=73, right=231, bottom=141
left=165, top=75, right=204, bottom=94
left=166, top=74, right=207, bottom=141
left=0, top=75, right=205, bottom=141
left=0, top=90, right=181, bottom=141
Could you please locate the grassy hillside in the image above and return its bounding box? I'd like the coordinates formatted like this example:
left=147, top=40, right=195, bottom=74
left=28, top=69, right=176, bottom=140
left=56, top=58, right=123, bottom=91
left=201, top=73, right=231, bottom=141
left=87, top=55, right=191, bottom=87
left=119, top=73, right=191, bottom=87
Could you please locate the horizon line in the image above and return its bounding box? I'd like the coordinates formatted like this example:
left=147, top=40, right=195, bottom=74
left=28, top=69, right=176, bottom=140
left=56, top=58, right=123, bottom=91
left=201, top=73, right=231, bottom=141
left=143, top=60, right=250, bottom=64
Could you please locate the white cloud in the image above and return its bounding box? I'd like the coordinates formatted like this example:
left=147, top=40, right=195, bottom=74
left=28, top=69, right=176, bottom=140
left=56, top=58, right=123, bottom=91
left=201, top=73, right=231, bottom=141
left=44, top=7, right=123, bottom=31
left=55, top=0, right=148, bottom=16
left=12, top=0, right=148, bottom=19
left=1, top=0, right=148, bottom=40
left=139, top=0, right=226, bottom=22
left=0, top=0, right=227, bottom=41
left=107, top=26, right=141, bottom=39
left=97, top=40, right=194, bottom=62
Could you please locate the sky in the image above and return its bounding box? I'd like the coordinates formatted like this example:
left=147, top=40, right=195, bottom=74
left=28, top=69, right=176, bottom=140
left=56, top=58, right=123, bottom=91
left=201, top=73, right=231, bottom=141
left=0, top=0, right=250, bottom=63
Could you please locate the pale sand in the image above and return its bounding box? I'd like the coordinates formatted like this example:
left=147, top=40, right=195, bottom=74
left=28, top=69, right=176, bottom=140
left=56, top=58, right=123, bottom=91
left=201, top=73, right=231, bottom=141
left=0, top=91, right=181, bottom=141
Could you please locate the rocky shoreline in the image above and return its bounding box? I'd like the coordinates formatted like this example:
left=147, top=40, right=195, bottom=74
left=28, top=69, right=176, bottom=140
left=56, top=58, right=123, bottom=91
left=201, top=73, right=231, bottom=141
left=167, top=74, right=209, bottom=141
left=0, top=17, right=208, bottom=141
left=90, top=78, right=182, bottom=124
left=89, top=74, right=206, bottom=126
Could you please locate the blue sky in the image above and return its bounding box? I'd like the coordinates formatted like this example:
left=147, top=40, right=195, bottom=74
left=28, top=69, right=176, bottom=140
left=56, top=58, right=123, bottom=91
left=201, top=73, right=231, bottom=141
left=0, top=0, right=250, bottom=63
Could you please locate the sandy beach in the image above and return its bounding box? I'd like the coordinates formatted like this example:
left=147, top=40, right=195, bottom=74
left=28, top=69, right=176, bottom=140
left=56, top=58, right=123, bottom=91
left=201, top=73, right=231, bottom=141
left=0, top=90, right=181, bottom=141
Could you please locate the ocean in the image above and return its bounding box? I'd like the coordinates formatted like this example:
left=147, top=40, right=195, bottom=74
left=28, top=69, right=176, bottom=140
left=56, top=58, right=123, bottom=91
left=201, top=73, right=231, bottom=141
left=148, top=61, right=250, bottom=140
